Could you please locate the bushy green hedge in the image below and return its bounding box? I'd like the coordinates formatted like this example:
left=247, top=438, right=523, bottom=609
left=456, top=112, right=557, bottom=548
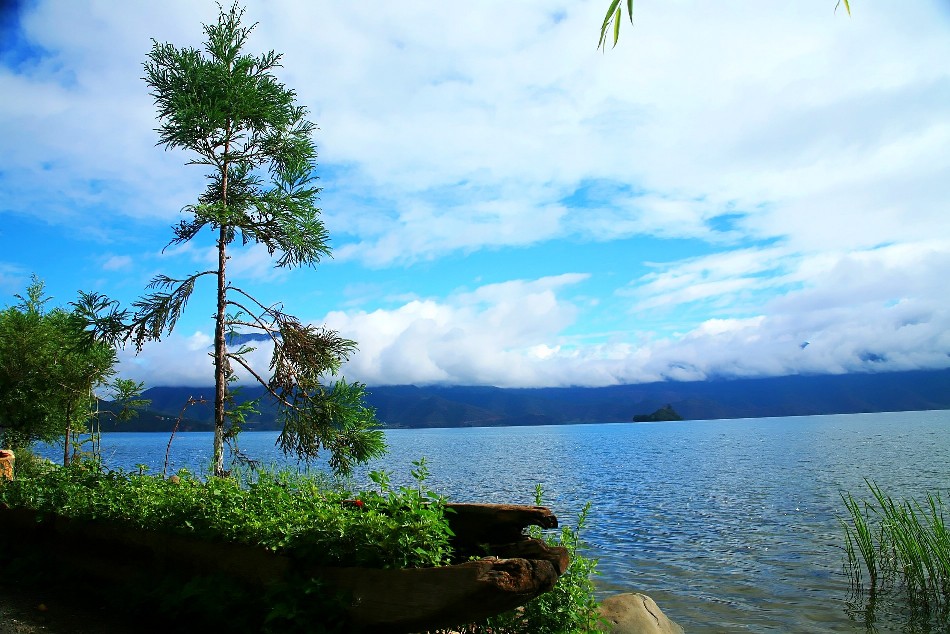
left=0, top=459, right=453, bottom=569
left=1, top=460, right=603, bottom=633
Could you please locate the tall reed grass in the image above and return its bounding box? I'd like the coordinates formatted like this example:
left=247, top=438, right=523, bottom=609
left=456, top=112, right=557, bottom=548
left=840, top=479, right=950, bottom=618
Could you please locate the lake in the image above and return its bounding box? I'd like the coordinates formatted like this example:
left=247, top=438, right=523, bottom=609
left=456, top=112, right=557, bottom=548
left=37, top=410, right=950, bottom=632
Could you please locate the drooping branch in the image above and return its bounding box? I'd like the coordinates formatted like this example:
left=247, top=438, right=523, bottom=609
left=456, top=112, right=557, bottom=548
left=221, top=285, right=380, bottom=474
left=228, top=284, right=283, bottom=313
left=224, top=287, right=357, bottom=402
left=128, top=271, right=215, bottom=351
left=276, top=378, right=384, bottom=474
left=269, top=318, right=357, bottom=396
left=70, top=291, right=132, bottom=349
left=225, top=290, right=285, bottom=346
left=226, top=318, right=279, bottom=334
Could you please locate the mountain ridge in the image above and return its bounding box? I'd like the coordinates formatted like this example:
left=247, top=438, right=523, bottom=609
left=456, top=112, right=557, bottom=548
left=104, top=368, right=950, bottom=431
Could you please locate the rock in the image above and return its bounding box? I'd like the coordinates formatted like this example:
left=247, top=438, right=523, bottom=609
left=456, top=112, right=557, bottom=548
left=0, top=450, right=13, bottom=481
left=632, top=405, right=683, bottom=423
left=598, top=593, right=684, bottom=634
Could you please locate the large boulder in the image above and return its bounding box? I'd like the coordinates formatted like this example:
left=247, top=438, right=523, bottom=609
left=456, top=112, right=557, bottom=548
left=598, top=593, right=684, bottom=634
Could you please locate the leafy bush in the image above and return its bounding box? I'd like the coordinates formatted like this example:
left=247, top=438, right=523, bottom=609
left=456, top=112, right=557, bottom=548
left=1, top=461, right=603, bottom=632
left=0, top=458, right=453, bottom=569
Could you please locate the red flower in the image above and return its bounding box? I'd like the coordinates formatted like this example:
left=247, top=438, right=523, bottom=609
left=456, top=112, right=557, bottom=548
left=354, top=499, right=364, bottom=508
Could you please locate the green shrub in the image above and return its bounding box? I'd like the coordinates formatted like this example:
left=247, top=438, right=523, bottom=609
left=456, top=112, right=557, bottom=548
left=1, top=460, right=602, bottom=632
left=0, top=458, right=453, bottom=569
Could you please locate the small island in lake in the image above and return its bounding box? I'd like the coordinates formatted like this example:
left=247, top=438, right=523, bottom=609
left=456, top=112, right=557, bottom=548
left=632, top=404, right=684, bottom=422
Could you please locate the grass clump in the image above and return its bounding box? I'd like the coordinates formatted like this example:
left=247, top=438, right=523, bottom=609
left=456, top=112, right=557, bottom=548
left=841, top=479, right=950, bottom=624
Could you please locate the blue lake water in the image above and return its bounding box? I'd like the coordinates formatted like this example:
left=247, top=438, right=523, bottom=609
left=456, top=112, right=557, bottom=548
left=37, top=410, right=950, bottom=632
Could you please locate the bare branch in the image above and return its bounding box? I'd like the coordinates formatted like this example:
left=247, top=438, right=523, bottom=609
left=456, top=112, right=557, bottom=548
left=227, top=352, right=295, bottom=410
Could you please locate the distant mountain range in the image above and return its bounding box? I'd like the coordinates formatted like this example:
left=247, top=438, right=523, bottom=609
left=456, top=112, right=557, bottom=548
left=101, top=368, right=950, bottom=432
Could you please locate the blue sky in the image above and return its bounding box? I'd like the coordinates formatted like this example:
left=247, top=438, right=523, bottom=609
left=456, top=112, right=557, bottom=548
left=1, top=0, right=949, bottom=388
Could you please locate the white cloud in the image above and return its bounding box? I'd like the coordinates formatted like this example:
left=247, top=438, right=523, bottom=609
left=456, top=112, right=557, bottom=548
left=6, top=1, right=949, bottom=256
left=5, top=1, right=950, bottom=389
left=101, top=255, right=133, bottom=271
left=119, top=250, right=950, bottom=389
left=321, top=274, right=589, bottom=386
left=117, top=331, right=215, bottom=387
left=0, top=263, right=28, bottom=296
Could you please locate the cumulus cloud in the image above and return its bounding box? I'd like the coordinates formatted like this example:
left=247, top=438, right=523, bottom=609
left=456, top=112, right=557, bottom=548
left=117, top=331, right=216, bottom=387
left=322, top=274, right=589, bottom=386
left=101, top=255, right=133, bottom=271
left=120, top=250, right=950, bottom=389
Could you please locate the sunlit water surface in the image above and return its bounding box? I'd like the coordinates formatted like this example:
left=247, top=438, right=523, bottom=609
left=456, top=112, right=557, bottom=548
left=37, top=410, right=950, bottom=632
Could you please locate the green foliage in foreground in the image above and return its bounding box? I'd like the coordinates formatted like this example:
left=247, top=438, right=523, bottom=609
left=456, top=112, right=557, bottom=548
left=0, top=460, right=453, bottom=569
left=841, top=480, right=950, bottom=623
left=1, top=461, right=602, bottom=632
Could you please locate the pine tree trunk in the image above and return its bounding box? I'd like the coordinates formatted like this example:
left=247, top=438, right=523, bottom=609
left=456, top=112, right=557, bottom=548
left=213, top=136, right=231, bottom=477
left=213, top=226, right=228, bottom=476
left=63, top=401, right=72, bottom=466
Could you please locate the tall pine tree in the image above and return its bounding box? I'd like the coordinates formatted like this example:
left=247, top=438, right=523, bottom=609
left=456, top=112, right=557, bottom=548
left=121, top=3, right=384, bottom=475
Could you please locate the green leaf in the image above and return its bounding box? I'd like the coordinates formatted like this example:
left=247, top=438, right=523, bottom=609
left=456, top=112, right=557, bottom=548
left=598, top=0, right=621, bottom=49
left=612, top=6, right=621, bottom=47
left=600, top=0, right=621, bottom=33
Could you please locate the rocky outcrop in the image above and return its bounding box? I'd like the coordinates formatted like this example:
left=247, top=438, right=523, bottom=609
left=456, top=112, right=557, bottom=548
left=632, top=405, right=683, bottom=422
left=598, top=593, right=684, bottom=634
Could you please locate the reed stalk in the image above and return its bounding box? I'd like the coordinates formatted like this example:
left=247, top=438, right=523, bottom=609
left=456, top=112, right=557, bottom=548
left=841, top=480, right=950, bottom=614
left=840, top=490, right=878, bottom=591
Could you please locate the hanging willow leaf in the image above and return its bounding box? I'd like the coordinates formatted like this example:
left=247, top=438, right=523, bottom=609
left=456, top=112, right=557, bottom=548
left=600, top=0, right=848, bottom=50
left=598, top=0, right=622, bottom=50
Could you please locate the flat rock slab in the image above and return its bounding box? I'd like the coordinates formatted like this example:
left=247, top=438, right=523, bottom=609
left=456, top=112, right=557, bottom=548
left=598, top=593, right=684, bottom=634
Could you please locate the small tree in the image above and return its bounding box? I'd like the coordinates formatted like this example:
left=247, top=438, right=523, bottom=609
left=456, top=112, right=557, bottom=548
left=0, top=277, right=140, bottom=463
left=113, top=2, right=384, bottom=475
